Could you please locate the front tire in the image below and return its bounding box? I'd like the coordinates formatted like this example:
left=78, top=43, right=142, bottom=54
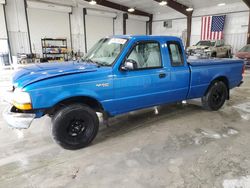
left=202, top=81, right=228, bottom=111
left=227, top=50, right=232, bottom=58
left=211, top=52, right=217, bottom=58
left=52, top=104, right=99, bottom=150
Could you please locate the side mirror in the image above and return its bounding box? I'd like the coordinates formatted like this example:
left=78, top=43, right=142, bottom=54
left=121, top=59, right=137, bottom=71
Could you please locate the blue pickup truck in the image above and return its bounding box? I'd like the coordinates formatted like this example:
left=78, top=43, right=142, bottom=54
left=3, top=35, right=244, bottom=149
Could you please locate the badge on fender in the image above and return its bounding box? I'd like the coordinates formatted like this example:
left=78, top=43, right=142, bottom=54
left=96, top=83, right=110, bottom=87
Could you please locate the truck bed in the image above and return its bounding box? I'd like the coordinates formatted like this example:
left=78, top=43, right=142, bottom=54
left=187, top=58, right=243, bottom=66
left=187, top=58, right=243, bottom=99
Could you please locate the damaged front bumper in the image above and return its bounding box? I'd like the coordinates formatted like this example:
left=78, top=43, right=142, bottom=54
left=2, top=105, right=35, bottom=129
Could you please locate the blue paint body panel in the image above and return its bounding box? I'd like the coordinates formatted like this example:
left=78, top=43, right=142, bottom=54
left=12, top=35, right=244, bottom=117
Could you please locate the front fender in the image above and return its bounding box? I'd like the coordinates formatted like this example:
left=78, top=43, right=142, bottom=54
left=28, top=81, right=112, bottom=110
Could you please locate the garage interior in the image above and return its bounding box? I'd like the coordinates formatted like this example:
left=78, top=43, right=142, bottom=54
left=0, top=0, right=250, bottom=187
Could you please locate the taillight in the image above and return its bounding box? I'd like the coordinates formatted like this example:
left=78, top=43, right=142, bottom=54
left=242, top=64, right=245, bottom=75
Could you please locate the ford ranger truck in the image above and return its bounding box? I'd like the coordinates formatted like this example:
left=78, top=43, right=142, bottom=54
left=2, top=36, right=244, bottom=150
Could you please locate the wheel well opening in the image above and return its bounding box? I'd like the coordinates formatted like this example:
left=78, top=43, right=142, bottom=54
left=48, top=96, right=104, bottom=116
left=208, top=76, right=230, bottom=99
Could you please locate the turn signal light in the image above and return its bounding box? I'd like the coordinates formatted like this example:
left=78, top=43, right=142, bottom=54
left=13, top=102, right=32, bottom=110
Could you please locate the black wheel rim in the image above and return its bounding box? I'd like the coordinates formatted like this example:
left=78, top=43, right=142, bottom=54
left=68, top=120, right=87, bottom=137
left=212, top=88, right=224, bottom=105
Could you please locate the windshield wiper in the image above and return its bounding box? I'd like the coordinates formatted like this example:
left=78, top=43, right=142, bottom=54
left=84, top=59, right=110, bottom=67
left=97, top=62, right=110, bottom=67
left=84, top=59, right=101, bottom=67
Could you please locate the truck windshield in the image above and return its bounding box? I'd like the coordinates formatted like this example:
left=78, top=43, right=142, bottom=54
left=83, top=38, right=128, bottom=66
left=196, top=41, right=215, bottom=46
left=239, top=45, right=250, bottom=52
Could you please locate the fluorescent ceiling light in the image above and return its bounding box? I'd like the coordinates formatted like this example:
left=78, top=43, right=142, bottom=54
left=128, top=7, right=135, bottom=12
left=89, top=0, right=97, bottom=5
left=159, top=1, right=167, bottom=6
left=186, top=7, right=193, bottom=12
left=0, top=0, right=6, bottom=4
left=217, top=3, right=226, bottom=6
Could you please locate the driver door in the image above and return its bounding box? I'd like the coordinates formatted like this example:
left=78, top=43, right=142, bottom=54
left=113, top=40, right=169, bottom=114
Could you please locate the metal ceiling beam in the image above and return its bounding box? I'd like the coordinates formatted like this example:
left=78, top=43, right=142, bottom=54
left=153, top=0, right=192, bottom=16
left=153, top=0, right=193, bottom=47
left=83, top=0, right=152, bottom=17
left=242, top=0, right=250, bottom=8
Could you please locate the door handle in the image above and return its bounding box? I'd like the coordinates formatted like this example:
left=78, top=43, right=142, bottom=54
left=159, top=73, right=166, bottom=78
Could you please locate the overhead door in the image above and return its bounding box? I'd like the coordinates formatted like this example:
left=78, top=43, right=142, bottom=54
left=85, top=10, right=115, bottom=51
left=126, top=15, right=148, bottom=35
left=27, top=2, right=71, bottom=56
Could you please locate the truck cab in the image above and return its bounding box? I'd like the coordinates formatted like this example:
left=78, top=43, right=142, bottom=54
left=111, top=36, right=190, bottom=115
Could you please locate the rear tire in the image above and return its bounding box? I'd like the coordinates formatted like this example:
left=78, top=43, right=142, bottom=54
left=202, top=81, right=228, bottom=111
left=52, top=104, right=99, bottom=150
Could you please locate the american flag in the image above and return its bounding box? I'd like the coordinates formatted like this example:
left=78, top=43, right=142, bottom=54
left=201, top=15, right=226, bottom=40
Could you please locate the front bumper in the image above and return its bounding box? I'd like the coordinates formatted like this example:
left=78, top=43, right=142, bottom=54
left=187, top=49, right=211, bottom=58
left=2, top=105, right=35, bottom=129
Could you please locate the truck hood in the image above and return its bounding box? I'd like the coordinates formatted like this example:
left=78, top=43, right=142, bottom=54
left=13, top=61, right=99, bottom=88
left=236, top=52, right=250, bottom=59
left=188, top=45, right=210, bottom=50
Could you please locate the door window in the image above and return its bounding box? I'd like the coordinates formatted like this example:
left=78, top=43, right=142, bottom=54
left=167, top=42, right=184, bottom=67
left=126, top=41, right=162, bottom=69
left=216, top=40, right=221, bottom=47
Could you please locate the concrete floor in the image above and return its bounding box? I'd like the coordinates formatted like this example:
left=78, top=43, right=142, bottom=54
left=0, top=68, right=250, bottom=188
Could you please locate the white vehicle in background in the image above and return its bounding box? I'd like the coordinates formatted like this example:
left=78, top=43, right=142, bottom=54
left=187, top=39, right=232, bottom=58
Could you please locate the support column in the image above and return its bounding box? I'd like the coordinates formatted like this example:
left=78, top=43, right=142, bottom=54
left=83, top=8, right=87, bottom=53
left=123, top=13, right=128, bottom=35
left=186, top=14, right=192, bottom=48
left=248, top=11, right=250, bottom=44
left=148, top=15, right=153, bottom=35
left=69, top=12, right=73, bottom=51
left=24, top=0, right=32, bottom=54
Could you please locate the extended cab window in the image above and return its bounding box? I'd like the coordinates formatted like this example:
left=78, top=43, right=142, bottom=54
left=167, top=42, right=184, bottom=67
left=127, top=42, right=162, bottom=69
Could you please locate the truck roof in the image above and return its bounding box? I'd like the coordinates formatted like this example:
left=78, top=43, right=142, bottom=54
left=112, top=35, right=181, bottom=41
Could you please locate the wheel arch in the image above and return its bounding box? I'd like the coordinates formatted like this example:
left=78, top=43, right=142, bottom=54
left=206, top=76, right=230, bottom=99
left=47, top=96, right=105, bottom=116
left=211, top=51, right=217, bottom=57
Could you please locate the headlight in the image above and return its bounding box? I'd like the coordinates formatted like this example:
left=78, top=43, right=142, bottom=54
left=13, top=89, right=32, bottom=110
left=204, top=49, right=211, bottom=53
